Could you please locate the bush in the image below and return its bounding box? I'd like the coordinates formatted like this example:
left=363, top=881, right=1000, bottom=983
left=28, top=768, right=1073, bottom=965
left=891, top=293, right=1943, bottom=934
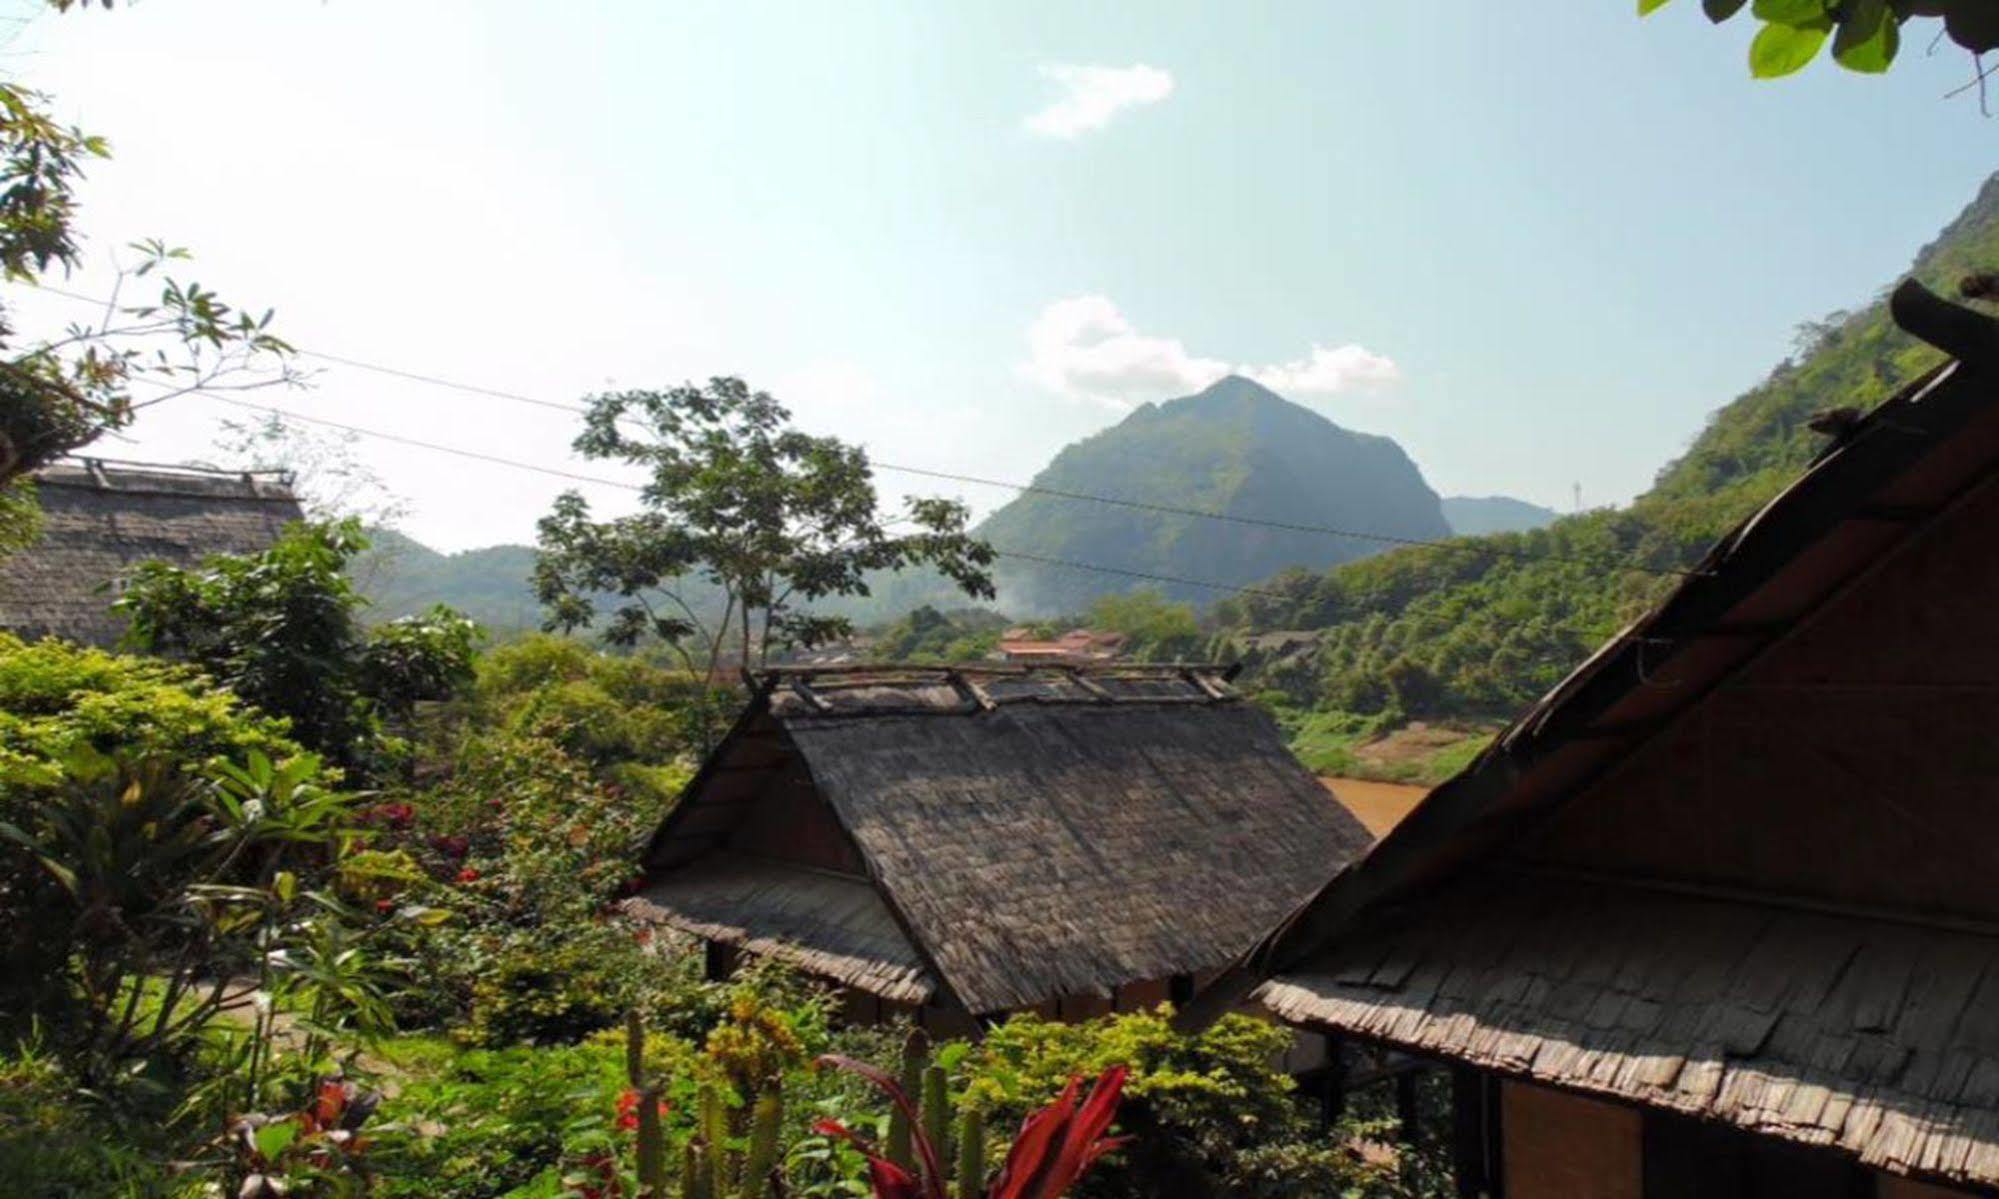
left=0, top=633, right=301, bottom=792
left=967, top=1009, right=1373, bottom=1199
left=0, top=1037, right=195, bottom=1199
left=115, top=519, right=478, bottom=778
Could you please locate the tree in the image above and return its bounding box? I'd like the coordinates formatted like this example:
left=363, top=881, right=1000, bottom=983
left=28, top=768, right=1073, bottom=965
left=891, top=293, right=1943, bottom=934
left=1640, top=1, right=1997, bottom=82
left=0, top=2, right=298, bottom=540
left=1088, top=589, right=1203, bottom=661
left=114, top=520, right=480, bottom=777
left=534, top=377, right=996, bottom=680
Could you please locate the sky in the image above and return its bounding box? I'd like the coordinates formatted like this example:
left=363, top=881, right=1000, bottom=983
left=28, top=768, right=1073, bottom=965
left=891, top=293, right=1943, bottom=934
left=3, top=0, right=1990, bottom=552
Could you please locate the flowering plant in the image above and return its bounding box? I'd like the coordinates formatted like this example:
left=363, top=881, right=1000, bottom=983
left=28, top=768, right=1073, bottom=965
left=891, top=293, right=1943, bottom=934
left=813, top=1053, right=1129, bottom=1199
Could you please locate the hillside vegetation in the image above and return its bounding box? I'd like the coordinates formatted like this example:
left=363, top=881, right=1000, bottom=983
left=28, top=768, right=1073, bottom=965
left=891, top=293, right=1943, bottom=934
left=979, top=375, right=1450, bottom=615
left=1218, top=172, right=1999, bottom=725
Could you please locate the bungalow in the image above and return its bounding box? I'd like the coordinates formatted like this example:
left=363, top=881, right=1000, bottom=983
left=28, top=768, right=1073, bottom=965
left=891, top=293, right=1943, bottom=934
left=0, top=458, right=302, bottom=647
left=1186, top=281, right=1999, bottom=1198
left=624, top=663, right=1374, bottom=1037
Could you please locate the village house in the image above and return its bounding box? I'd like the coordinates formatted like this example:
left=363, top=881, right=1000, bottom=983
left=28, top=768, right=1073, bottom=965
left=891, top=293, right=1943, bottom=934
left=624, top=662, right=1374, bottom=1038
left=1186, top=280, right=1999, bottom=1198
left=0, top=458, right=303, bottom=647
left=994, top=626, right=1126, bottom=663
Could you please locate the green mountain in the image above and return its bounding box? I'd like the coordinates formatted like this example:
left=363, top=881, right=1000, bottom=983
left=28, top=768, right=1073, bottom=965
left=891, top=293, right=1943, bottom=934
left=1220, top=171, right=1999, bottom=720
left=977, top=375, right=1451, bottom=615
left=354, top=529, right=546, bottom=632
left=1441, top=495, right=1559, bottom=536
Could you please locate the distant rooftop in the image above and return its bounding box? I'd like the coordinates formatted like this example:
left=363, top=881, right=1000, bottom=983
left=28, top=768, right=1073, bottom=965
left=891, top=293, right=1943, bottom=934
left=0, top=458, right=303, bottom=646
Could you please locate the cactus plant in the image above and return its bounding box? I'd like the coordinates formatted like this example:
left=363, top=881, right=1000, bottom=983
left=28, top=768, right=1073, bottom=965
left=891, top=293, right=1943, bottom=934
left=886, top=1027, right=928, bottom=1171
left=626, top=1012, right=669, bottom=1196
left=627, top=1011, right=786, bottom=1198
left=954, top=1104, right=986, bottom=1199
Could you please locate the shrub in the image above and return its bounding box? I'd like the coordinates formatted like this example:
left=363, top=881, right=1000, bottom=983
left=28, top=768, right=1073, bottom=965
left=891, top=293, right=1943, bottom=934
left=0, top=633, right=301, bottom=792
left=0, top=1036, right=195, bottom=1199
left=114, top=519, right=478, bottom=778
left=966, top=1009, right=1369, bottom=1199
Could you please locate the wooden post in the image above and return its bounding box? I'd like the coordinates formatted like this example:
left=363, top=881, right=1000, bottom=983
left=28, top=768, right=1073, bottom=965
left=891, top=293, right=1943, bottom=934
left=1397, top=1065, right=1422, bottom=1145
left=1450, top=1067, right=1502, bottom=1199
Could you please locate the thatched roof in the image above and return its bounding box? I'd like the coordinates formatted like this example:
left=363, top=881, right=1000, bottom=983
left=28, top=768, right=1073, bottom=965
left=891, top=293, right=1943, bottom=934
left=1188, top=282, right=1999, bottom=1189
left=0, top=459, right=302, bottom=646
left=631, top=664, right=1372, bottom=1016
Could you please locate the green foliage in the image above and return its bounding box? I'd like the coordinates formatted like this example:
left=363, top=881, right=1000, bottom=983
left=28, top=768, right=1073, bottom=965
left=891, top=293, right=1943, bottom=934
left=870, top=605, right=1009, bottom=663
left=1086, top=589, right=1201, bottom=661
left=0, top=1035, right=196, bottom=1199
left=0, top=749, right=378, bottom=1087
left=965, top=1009, right=1365, bottom=1198
left=1640, top=0, right=1994, bottom=78
left=462, top=633, right=719, bottom=790
left=373, top=1037, right=639, bottom=1199
left=0, top=478, right=40, bottom=557
left=535, top=376, right=995, bottom=675
left=0, top=632, right=301, bottom=791
left=116, top=519, right=479, bottom=777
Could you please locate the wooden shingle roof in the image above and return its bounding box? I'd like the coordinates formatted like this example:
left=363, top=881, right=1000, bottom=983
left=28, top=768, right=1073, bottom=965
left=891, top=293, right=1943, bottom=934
left=632, top=665, right=1373, bottom=1016
left=0, top=459, right=302, bottom=646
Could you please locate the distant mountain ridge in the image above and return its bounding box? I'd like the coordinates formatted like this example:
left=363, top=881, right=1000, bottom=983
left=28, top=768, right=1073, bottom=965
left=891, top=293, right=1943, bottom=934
left=976, top=375, right=1450, bottom=614
left=354, top=529, right=545, bottom=631
left=1441, top=495, right=1559, bottom=536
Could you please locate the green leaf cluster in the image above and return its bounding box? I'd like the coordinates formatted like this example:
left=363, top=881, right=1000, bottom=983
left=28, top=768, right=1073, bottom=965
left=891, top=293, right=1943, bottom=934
left=114, top=519, right=479, bottom=778
left=1642, top=0, right=1997, bottom=79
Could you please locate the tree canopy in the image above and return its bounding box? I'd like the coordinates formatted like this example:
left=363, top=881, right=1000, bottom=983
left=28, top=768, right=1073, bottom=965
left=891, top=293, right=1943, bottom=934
left=534, top=377, right=996, bottom=678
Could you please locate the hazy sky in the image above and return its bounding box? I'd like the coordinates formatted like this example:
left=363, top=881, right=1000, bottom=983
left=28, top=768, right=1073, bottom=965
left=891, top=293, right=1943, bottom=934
left=5, top=1, right=1988, bottom=551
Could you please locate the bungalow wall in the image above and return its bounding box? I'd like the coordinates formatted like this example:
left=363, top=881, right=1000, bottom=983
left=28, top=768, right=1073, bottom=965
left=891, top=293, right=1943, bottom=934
left=1517, top=477, right=1999, bottom=923
left=1460, top=1076, right=1985, bottom=1199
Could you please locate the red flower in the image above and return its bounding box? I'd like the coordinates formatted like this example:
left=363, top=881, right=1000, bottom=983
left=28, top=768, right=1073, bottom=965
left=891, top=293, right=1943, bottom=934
left=374, top=898, right=395, bottom=915
left=431, top=834, right=470, bottom=859
left=455, top=867, right=481, bottom=884
left=615, top=1088, right=668, bottom=1132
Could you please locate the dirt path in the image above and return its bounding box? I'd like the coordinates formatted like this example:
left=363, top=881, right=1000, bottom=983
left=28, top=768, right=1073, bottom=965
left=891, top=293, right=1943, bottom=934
left=1321, top=776, right=1429, bottom=838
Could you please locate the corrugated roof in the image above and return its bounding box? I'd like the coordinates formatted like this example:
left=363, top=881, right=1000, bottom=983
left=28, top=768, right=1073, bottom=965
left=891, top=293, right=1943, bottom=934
left=0, top=459, right=302, bottom=646
left=635, top=665, right=1373, bottom=1015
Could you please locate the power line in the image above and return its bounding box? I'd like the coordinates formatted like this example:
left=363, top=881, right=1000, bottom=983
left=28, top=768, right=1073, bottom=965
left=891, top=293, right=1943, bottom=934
left=122, top=380, right=1649, bottom=640
left=29, top=280, right=1698, bottom=578
left=176, top=387, right=1309, bottom=602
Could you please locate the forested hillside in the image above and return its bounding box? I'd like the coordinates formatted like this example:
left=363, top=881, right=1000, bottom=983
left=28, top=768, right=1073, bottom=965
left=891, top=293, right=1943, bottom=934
left=1219, top=171, right=1999, bottom=723
left=979, top=375, right=1450, bottom=614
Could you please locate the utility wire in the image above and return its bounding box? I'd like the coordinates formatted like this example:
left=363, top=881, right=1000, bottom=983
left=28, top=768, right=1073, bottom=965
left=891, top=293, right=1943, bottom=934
left=173, top=387, right=1308, bottom=602
left=123, top=379, right=1651, bottom=639
left=30, top=280, right=1699, bottom=578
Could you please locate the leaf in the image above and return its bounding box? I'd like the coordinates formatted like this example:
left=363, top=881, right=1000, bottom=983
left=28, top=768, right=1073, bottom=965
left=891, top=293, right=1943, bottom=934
left=1751, top=0, right=1828, bottom=21
left=1703, top=0, right=1749, bottom=19
left=273, top=869, right=296, bottom=903
left=1639, top=0, right=1672, bottom=14
left=1832, top=0, right=1898, bottom=71
left=1750, top=16, right=1832, bottom=76
left=254, top=1118, right=299, bottom=1160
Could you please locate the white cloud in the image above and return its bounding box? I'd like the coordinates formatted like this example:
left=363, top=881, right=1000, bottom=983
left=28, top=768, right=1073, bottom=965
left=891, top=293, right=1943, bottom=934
left=1245, top=344, right=1402, bottom=395
left=1020, top=296, right=1400, bottom=409
left=1024, top=63, right=1174, bottom=138
left=1021, top=295, right=1229, bottom=409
